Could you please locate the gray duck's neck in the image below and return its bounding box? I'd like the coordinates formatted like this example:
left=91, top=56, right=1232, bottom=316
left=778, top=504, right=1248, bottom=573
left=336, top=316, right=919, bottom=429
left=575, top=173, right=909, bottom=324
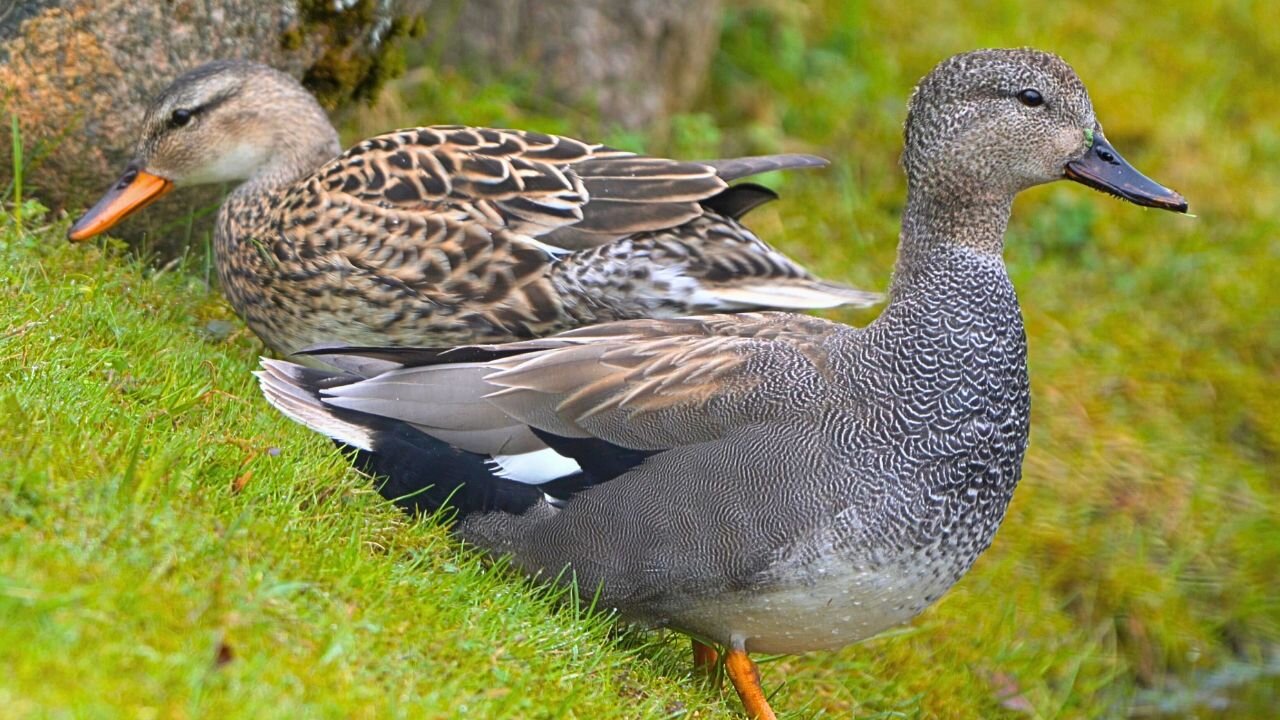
left=888, top=189, right=1013, bottom=301
left=857, top=186, right=1030, bottom=560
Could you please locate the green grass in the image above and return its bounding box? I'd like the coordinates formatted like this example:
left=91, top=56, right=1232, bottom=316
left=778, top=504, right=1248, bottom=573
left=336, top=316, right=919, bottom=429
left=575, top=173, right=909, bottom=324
left=3, top=0, right=1278, bottom=717
left=0, top=222, right=734, bottom=719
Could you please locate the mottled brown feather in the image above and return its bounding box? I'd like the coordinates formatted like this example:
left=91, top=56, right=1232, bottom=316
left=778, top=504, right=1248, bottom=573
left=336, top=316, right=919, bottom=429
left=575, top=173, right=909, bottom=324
left=219, top=126, right=874, bottom=354
left=77, top=62, right=876, bottom=356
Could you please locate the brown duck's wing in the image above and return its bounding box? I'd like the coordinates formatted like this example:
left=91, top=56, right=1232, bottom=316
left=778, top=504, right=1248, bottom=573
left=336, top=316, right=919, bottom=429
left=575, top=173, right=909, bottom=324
left=266, top=126, right=678, bottom=341
left=299, top=125, right=732, bottom=243
left=267, top=129, right=838, bottom=345
left=542, top=153, right=831, bottom=249
left=313, top=312, right=841, bottom=455
left=699, top=153, right=829, bottom=181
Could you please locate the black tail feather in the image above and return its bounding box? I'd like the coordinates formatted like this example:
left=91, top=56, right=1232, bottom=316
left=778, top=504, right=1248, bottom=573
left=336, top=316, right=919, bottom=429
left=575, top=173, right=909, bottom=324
left=259, top=356, right=663, bottom=519
left=530, top=428, right=660, bottom=486
left=259, top=358, right=569, bottom=518
left=700, top=183, right=779, bottom=220
left=343, top=420, right=554, bottom=517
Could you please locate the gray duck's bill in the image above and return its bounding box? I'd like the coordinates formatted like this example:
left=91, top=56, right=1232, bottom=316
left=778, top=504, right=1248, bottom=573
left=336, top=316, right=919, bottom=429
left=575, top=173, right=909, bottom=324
left=1065, top=133, right=1188, bottom=213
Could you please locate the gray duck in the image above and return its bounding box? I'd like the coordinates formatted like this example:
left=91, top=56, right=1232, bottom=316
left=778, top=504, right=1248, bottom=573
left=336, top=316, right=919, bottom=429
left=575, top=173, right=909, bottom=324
left=66, top=60, right=877, bottom=356
left=259, top=49, right=1187, bottom=718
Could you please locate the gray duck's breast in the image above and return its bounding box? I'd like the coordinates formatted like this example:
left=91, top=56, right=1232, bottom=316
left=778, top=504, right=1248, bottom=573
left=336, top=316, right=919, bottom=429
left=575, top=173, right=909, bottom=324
left=847, top=258, right=1031, bottom=563
left=677, top=254, right=1031, bottom=654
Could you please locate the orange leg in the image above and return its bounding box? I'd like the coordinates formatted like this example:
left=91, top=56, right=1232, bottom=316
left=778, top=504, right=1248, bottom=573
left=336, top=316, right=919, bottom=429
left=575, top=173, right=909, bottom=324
left=725, top=644, right=777, bottom=720
left=692, top=639, right=720, bottom=675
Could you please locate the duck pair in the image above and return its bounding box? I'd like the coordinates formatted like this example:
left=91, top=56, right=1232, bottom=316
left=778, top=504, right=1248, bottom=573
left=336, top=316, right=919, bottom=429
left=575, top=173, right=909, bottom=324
left=70, top=49, right=1187, bottom=718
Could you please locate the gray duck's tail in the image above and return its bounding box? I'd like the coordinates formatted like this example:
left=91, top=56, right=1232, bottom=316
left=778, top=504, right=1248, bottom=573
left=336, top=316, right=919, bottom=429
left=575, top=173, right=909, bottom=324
left=255, top=354, right=599, bottom=518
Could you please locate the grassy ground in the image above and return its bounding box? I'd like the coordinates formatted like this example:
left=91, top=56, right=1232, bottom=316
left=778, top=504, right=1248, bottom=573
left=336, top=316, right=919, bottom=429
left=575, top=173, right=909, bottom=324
left=0, top=224, right=729, bottom=719
left=3, top=0, right=1278, bottom=717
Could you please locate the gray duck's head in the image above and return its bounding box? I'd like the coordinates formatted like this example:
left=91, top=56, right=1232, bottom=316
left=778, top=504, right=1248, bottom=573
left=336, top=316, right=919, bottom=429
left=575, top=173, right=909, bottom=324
left=69, top=60, right=340, bottom=241
left=902, top=48, right=1187, bottom=213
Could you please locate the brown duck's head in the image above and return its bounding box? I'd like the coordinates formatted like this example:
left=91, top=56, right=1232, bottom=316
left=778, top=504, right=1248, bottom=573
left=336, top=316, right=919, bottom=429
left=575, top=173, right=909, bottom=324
left=68, top=60, right=340, bottom=241
left=902, top=48, right=1188, bottom=213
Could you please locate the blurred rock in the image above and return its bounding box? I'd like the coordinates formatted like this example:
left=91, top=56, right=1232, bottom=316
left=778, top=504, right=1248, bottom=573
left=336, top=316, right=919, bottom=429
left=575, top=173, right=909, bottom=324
left=1, top=0, right=724, bottom=258
left=0, top=0, right=418, bottom=255
left=426, top=0, right=723, bottom=133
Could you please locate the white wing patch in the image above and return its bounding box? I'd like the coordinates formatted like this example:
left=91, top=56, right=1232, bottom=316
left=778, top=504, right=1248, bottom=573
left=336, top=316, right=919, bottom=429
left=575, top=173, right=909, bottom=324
left=699, top=283, right=881, bottom=310
left=485, top=447, right=581, bottom=484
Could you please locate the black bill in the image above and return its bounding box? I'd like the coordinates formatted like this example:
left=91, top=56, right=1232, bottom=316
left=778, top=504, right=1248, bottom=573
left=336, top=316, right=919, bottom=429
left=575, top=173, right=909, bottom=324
left=1065, top=132, right=1188, bottom=213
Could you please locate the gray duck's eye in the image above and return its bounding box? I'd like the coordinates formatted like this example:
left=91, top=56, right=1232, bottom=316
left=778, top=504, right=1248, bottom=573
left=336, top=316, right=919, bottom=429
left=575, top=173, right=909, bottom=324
left=169, top=108, right=194, bottom=129
left=1016, top=89, right=1044, bottom=107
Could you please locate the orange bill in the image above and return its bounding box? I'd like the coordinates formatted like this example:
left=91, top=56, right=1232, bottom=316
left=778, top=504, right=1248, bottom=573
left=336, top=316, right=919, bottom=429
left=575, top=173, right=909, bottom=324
left=67, top=168, right=174, bottom=241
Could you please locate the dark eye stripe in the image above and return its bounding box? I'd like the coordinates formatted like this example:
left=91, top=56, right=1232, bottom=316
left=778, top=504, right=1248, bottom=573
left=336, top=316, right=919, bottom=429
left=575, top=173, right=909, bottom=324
left=165, top=89, right=235, bottom=131
left=1016, top=89, right=1044, bottom=107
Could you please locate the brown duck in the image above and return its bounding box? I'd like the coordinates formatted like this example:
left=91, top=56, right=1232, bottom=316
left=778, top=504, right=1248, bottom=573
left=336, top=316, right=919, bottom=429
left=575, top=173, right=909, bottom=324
left=68, top=60, right=878, bottom=355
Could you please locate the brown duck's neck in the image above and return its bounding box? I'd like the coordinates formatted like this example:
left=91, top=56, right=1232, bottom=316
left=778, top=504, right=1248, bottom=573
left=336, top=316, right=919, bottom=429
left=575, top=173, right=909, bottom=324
left=230, top=129, right=342, bottom=200
left=888, top=189, right=1013, bottom=300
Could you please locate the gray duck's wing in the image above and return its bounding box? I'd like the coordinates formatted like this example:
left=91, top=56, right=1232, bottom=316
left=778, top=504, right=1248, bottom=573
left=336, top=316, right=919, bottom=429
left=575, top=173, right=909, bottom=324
left=302, top=312, right=842, bottom=456
left=259, top=314, right=847, bottom=601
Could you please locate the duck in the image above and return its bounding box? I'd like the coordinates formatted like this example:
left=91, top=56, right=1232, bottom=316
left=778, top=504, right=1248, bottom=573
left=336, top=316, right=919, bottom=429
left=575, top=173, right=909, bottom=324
left=257, top=49, right=1187, bottom=718
left=66, top=60, right=879, bottom=356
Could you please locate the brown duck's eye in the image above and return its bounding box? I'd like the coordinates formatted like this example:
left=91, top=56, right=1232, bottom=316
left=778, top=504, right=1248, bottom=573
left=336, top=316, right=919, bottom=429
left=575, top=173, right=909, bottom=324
left=169, top=109, right=194, bottom=128
left=1016, top=89, right=1044, bottom=107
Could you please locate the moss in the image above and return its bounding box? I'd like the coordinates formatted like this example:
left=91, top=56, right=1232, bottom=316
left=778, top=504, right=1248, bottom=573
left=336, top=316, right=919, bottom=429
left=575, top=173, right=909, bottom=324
left=291, top=0, right=425, bottom=110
